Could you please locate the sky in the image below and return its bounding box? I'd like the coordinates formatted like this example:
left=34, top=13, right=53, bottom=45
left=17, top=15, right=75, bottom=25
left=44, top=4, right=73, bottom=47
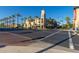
left=0, top=6, right=73, bottom=24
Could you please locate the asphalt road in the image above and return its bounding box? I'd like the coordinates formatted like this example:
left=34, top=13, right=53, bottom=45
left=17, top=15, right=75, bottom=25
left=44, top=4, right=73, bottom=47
left=41, top=31, right=69, bottom=44
left=59, top=34, right=79, bottom=50
left=0, top=29, right=79, bottom=52
left=39, top=30, right=79, bottom=52
left=0, top=29, right=59, bottom=47
left=10, top=29, right=59, bottom=40
left=36, top=31, right=71, bottom=53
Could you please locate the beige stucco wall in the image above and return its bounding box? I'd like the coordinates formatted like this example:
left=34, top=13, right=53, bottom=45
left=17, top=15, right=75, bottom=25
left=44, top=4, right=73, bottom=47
left=75, top=8, right=79, bottom=28
left=24, top=18, right=45, bottom=29
left=23, top=9, right=46, bottom=29
left=24, top=20, right=31, bottom=28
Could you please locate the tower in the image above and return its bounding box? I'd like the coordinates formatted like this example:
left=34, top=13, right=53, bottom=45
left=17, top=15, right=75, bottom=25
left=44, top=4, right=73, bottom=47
left=40, top=9, right=46, bottom=30
left=41, top=9, right=46, bottom=19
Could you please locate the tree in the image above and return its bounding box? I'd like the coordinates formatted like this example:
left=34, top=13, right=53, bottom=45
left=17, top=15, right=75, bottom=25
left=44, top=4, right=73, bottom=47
left=47, top=17, right=57, bottom=29
left=65, top=16, right=70, bottom=29
left=0, top=19, right=3, bottom=28
left=7, top=16, right=12, bottom=28
left=28, top=16, right=33, bottom=29
left=6, top=17, right=10, bottom=28
left=11, top=15, right=16, bottom=28
left=35, top=16, right=39, bottom=18
left=4, top=17, right=8, bottom=28
left=60, top=20, right=63, bottom=29
left=21, top=17, right=27, bottom=29
left=53, top=20, right=57, bottom=27
left=16, top=13, right=21, bottom=28
left=1, top=19, right=4, bottom=28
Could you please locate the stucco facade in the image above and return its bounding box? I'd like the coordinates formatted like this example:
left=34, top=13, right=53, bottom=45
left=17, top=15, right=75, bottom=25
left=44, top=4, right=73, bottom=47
left=73, top=7, right=79, bottom=30
left=24, top=9, right=46, bottom=30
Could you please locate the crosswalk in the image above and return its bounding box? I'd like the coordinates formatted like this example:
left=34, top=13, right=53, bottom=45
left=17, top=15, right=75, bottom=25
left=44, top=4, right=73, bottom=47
left=0, top=30, right=79, bottom=53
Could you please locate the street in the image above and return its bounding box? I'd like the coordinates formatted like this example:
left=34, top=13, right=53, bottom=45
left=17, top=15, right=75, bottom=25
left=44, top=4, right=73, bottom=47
left=0, top=29, right=79, bottom=53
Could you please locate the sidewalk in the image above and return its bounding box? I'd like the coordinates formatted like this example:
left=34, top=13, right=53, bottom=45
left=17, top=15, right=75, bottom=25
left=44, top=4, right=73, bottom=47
left=0, top=41, right=52, bottom=53
left=43, top=45, right=79, bottom=53
left=0, top=31, right=78, bottom=53
left=0, top=40, right=78, bottom=53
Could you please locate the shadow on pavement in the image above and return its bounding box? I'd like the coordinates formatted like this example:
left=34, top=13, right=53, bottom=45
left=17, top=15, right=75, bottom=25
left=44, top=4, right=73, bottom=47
left=0, top=29, right=78, bottom=53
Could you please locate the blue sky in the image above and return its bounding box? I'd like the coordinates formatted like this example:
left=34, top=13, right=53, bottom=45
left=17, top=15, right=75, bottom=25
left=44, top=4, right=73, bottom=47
left=0, top=6, right=73, bottom=24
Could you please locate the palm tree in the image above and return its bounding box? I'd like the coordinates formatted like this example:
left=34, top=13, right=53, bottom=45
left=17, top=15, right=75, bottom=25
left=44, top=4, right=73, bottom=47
left=53, top=20, right=58, bottom=28
left=65, top=16, right=70, bottom=29
left=35, top=16, right=39, bottom=18
left=21, top=18, right=24, bottom=29
left=48, top=17, right=54, bottom=24
left=0, top=20, right=1, bottom=28
left=7, top=17, right=10, bottom=28
left=4, top=17, right=8, bottom=28
left=23, top=17, right=27, bottom=23
left=23, top=17, right=27, bottom=28
left=60, top=20, right=63, bottom=28
left=0, top=19, right=2, bottom=28
left=28, top=16, right=32, bottom=20
left=8, top=16, right=12, bottom=28
left=20, top=17, right=27, bottom=29
left=11, top=15, right=16, bottom=28
left=16, top=13, right=21, bottom=28
left=7, top=17, right=9, bottom=28
left=28, top=16, right=32, bottom=29
left=47, top=17, right=55, bottom=28
left=6, top=16, right=11, bottom=28
left=1, top=19, right=4, bottom=28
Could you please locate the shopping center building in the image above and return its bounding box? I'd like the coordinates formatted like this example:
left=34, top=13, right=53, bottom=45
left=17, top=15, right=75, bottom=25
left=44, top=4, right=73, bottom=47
left=23, top=9, right=46, bottom=30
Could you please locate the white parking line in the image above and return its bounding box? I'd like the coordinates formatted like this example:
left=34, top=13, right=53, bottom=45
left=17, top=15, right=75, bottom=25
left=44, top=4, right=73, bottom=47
left=68, top=30, right=75, bottom=50
left=39, top=30, right=60, bottom=41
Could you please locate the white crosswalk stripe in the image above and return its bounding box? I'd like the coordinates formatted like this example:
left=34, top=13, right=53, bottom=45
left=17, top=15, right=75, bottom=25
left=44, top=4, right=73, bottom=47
left=68, top=30, right=75, bottom=49
left=39, top=31, right=60, bottom=41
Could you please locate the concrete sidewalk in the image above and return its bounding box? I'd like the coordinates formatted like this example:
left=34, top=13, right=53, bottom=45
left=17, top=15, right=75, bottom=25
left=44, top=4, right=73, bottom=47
left=0, top=41, right=52, bottom=53
left=43, top=45, right=79, bottom=53
left=0, top=40, right=78, bottom=53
